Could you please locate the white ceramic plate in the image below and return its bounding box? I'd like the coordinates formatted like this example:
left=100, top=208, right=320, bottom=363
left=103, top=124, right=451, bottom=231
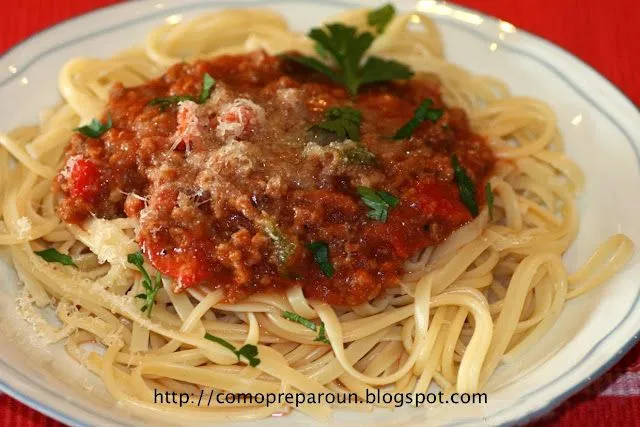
left=1, top=1, right=639, bottom=426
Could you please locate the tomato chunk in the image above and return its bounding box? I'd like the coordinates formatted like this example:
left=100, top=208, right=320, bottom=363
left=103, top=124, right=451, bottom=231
left=69, top=159, right=100, bottom=202
left=413, top=181, right=472, bottom=224
left=216, top=99, right=265, bottom=140
left=142, top=237, right=219, bottom=289
left=377, top=181, right=473, bottom=258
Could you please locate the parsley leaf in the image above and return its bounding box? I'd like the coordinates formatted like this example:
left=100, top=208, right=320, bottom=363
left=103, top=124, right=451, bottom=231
left=236, top=344, right=261, bottom=367
left=311, top=107, right=362, bottom=141
left=368, top=4, right=396, bottom=34
left=128, top=252, right=150, bottom=283
left=307, top=241, right=334, bottom=278
left=204, top=333, right=261, bottom=367
left=34, top=248, right=76, bottom=267
left=285, top=23, right=413, bottom=95
left=148, top=73, right=215, bottom=110
left=282, top=311, right=317, bottom=330
left=314, top=43, right=330, bottom=60
left=451, top=155, right=478, bottom=216
left=258, top=218, right=296, bottom=267
left=359, top=56, right=414, bottom=87
left=343, top=143, right=377, bottom=165
left=128, top=251, right=162, bottom=317
left=356, top=186, right=399, bottom=222
left=74, top=114, right=112, bottom=139
left=285, top=55, right=340, bottom=82
left=393, top=99, right=443, bottom=139
left=198, top=73, right=216, bottom=104
left=282, top=311, right=330, bottom=344
left=148, top=95, right=196, bottom=110
left=316, top=323, right=329, bottom=344
left=486, top=182, right=494, bottom=220
left=204, top=332, right=236, bottom=353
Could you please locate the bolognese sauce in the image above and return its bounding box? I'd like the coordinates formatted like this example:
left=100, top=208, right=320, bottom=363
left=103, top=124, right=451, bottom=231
left=55, top=51, right=494, bottom=306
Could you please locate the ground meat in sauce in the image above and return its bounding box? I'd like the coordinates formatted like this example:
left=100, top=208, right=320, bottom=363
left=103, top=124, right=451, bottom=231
left=55, top=50, right=495, bottom=306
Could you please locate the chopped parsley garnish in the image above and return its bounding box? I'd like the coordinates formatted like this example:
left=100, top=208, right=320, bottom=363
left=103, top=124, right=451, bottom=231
left=198, top=73, right=216, bottom=104
left=282, top=311, right=330, bottom=344
left=393, top=99, right=443, bottom=140
left=74, top=114, right=112, bottom=139
left=285, top=24, right=413, bottom=95
left=148, top=95, right=196, bottom=110
left=316, top=323, right=329, bottom=344
left=148, top=73, right=216, bottom=110
left=259, top=218, right=296, bottom=267
left=343, top=143, right=377, bottom=165
left=356, top=186, right=399, bottom=222
left=204, top=333, right=261, bottom=367
left=34, top=248, right=76, bottom=267
left=311, top=106, right=362, bottom=141
left=451, top=155, right=478, bottom=216
left=486, top=182, right=494, bottom=220
left=128, top=251, right=162, bottom=317
left=307, top=241, right=334, bottom=278
left=368, top=3, right=396, bottom=34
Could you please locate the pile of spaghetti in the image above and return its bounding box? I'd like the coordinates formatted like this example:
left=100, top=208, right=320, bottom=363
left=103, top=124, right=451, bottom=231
left=0, top=5, right=633, bottom=423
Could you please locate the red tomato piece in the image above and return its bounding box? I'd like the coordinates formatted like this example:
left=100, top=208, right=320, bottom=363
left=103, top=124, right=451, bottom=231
left=413, top=181, right=473, bottom=224
left=70, top=159, right=100, bottom=202
left=142, top=238, right=217, bottom=289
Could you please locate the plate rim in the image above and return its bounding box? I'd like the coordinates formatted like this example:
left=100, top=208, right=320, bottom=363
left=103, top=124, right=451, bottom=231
left=0, top=1, right=638, bottom=426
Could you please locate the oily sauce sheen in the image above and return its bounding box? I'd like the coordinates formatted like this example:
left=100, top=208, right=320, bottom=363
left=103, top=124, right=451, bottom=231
left=55, top=51, right=495, bottom=306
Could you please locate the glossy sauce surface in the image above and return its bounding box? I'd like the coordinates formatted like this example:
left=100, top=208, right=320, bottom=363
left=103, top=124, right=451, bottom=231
left=56, top=51, right=494, bottom=306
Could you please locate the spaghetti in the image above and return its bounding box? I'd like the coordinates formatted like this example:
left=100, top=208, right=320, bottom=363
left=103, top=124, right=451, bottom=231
left=0, top=6, right=633, bottom=423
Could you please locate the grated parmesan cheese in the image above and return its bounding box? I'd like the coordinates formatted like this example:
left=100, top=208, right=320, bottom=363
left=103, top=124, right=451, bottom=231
left=216, top=98, right=265, bottom=142
left=16, top=216, right=32, bottom=238
left=302, top=140, right=349, bottom=175
left=204, top=83, right=233, bottom=110
left=171, top=100, right=201, bottom=151
left=102, top=330, right=125, bottom=348
left=276, top=88, right=302, bottom=108
left=70, top=218, right=139, bottom=268
left=265, top=175, right=287, bottom=198
left=211, top=140, right=257, bottom=177
left=60, top=154, right=82, bottom=179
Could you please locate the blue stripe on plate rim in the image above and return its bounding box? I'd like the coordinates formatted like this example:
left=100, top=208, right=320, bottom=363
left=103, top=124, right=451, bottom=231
left=0, top=1, right=638, bottom=426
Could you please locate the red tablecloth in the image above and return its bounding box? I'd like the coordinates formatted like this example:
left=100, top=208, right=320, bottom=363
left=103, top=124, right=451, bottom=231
left=1, top=1, right=639, bottom=426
